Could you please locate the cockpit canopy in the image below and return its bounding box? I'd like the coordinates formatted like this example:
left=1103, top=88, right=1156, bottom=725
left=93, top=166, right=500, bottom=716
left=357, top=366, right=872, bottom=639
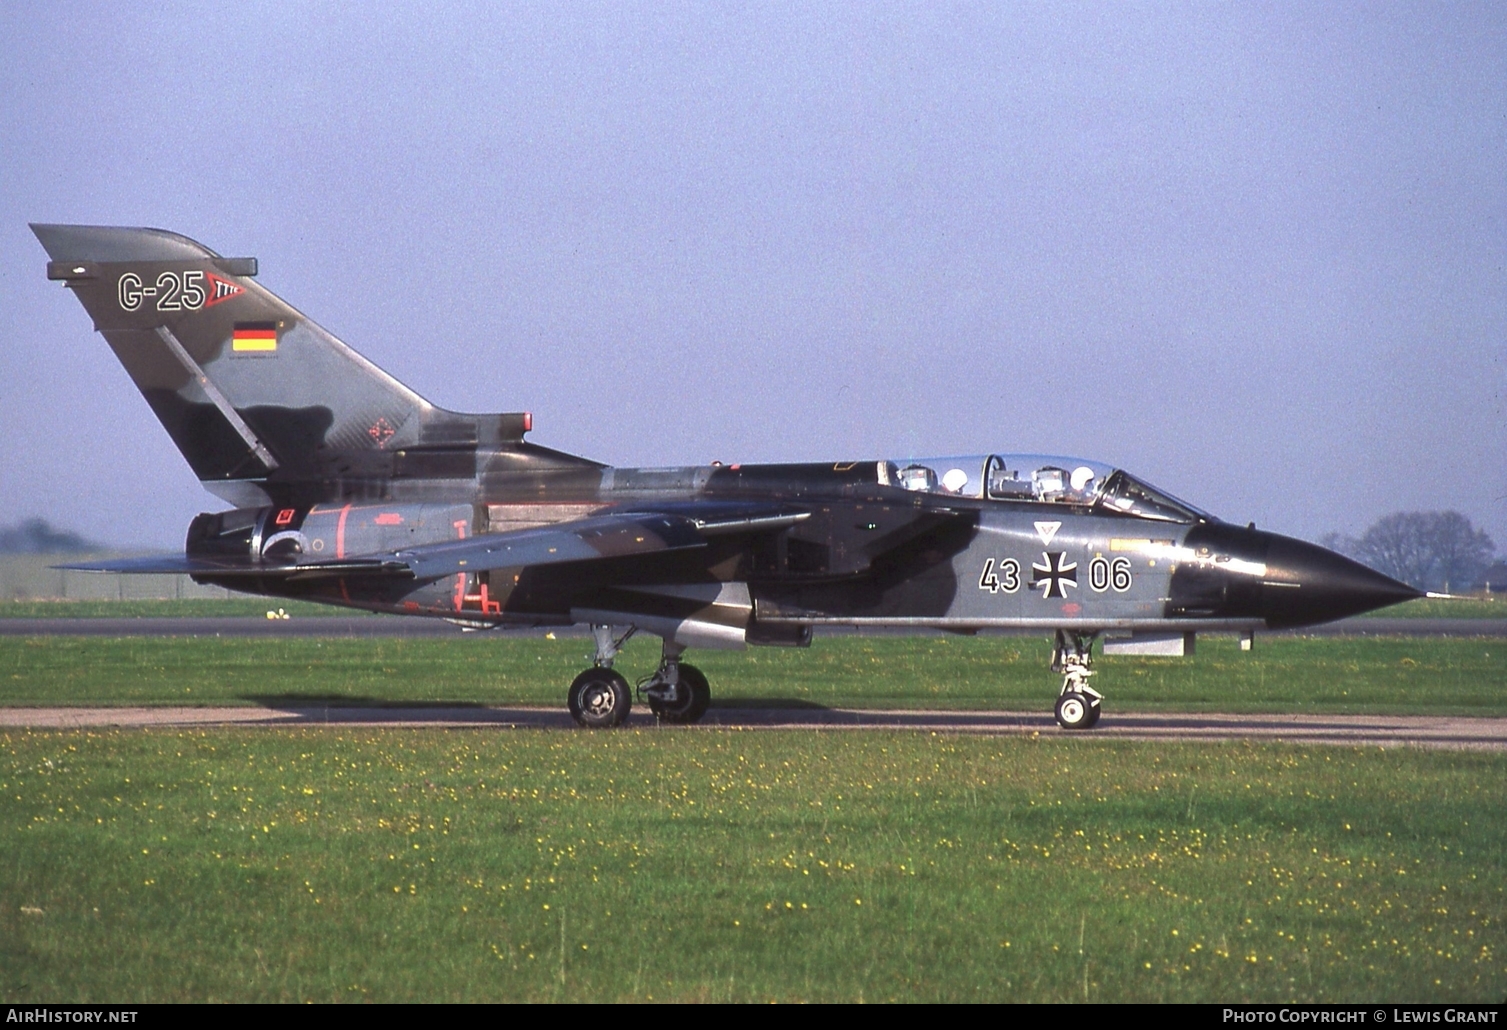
left=879, top=454, right=1210, bottom=524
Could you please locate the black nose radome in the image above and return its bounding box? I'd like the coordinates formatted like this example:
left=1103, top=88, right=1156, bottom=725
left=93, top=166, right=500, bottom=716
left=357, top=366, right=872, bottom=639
left=1260, top=534, right=1422, bottom=628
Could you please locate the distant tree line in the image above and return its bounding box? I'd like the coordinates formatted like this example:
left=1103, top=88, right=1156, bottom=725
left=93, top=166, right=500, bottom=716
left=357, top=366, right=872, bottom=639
left=1321, top=511, right=1497, bottom=594
left=0, top=518, right=102, bottom=555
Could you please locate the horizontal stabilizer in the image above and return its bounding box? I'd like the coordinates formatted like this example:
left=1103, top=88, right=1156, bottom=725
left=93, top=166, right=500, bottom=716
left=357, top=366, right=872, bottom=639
left=54, top=555, right=268, bottom=575
left=53, top=554, right=406, bottom=580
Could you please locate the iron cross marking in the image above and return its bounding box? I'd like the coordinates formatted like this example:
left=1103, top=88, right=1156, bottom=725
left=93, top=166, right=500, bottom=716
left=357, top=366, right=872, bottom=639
left=1030, top=551, right=1078, bottom=599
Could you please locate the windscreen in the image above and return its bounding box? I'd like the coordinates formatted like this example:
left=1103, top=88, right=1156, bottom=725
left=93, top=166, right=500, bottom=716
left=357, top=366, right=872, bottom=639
left=1095, top=470, right=1209, bottom=523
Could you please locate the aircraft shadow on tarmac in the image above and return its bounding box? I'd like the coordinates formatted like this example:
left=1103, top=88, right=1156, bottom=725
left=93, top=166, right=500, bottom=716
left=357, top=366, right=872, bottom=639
left=240, top=693, right=492, bottom=711
left=240, top=694, right=833, bottom=712
left=231, top=697, right=1462, bottom=734
left=706, top=698, right=831, bottom=710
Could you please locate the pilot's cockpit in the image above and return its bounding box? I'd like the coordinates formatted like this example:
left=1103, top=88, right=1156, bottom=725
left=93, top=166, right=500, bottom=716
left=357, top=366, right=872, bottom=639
left=878, top=453, right=1209, bottom=524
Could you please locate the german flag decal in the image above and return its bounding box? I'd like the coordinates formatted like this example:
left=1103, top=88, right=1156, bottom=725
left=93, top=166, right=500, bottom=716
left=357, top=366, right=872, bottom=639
left=232, top=322, right=278, bottom=353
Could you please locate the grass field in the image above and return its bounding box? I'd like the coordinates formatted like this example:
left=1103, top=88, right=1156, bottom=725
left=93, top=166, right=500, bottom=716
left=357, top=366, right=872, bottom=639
left=1, top=727, right=1500, bottom=1002
left=1357, top=596, right=1504, bottom=619
left=3, top=632, right=1502, bottom=1003
left=2, top=634, right=1502, bottom=716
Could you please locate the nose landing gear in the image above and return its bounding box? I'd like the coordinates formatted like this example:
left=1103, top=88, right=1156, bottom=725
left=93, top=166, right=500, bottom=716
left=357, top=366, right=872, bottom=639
left=1052, top=629, right=1102, bottom=730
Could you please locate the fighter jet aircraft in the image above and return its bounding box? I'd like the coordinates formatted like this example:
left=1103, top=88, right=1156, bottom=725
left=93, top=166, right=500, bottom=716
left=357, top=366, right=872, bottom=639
left=32, top=224, right=1421, bottom=729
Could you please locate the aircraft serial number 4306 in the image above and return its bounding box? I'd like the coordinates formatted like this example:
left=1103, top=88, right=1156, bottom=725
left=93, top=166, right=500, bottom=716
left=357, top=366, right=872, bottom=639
left=34, top=224, right=1420, bottom=729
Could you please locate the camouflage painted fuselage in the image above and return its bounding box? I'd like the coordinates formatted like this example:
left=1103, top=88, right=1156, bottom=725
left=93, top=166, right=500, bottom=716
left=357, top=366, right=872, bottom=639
left=34, top=224, right=1418, bottom=652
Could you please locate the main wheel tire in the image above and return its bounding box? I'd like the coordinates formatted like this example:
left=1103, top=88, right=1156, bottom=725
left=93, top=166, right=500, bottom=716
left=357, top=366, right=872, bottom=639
left=649, top=663, right=711, bottom=724
left=1054, top=691, right=1094, bottom=730
left=1080, top=700, right=1102, bottom=729
left=568, top=668, right=631, bottom=728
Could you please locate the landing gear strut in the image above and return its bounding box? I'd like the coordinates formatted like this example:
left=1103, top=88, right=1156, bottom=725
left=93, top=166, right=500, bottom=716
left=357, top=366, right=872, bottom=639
left=567, top=624, right=636, bottom=728
left=640, top=640, right=711, bottom=724
left=566, top=626, right=713, bottom=727
left=1051, top=629, right=1103, bottom=730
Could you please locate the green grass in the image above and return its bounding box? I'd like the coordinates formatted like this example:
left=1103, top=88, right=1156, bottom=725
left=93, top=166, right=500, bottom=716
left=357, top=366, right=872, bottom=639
left=1358, top=597, right=1504, bottom=619
left=0, top=599, right=354, bottom=618
left=0, top=728, right=1500, bottom=1002
left=2, top=634, right=1503, bottom=716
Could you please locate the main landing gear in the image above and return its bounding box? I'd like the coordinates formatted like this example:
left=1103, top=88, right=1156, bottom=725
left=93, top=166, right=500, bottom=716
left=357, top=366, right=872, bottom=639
left=1051, top=629, right=1103, bottom=730
left=568, top=666, right=631, bottom=728
left=567, top=625, right=712, bottom=728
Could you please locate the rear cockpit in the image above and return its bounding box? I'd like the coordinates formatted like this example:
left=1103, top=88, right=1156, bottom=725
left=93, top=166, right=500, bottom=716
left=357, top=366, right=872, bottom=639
left=879, top=454, right=1210, bottom=524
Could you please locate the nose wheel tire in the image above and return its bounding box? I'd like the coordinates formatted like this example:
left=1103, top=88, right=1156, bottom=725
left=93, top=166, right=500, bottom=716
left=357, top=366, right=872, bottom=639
left=569, top=668, right=632, bottom=728
left=1054, top=691, right=1101, bottom=730
left=648, top=664, right=711, bottom=724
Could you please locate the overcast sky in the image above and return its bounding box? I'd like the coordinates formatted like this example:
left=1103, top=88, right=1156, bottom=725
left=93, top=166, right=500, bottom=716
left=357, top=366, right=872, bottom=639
left=1, top=2, right=1502, bottom=550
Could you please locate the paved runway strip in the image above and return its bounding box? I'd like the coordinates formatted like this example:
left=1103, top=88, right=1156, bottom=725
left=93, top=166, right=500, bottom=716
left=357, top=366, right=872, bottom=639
left=1, top=705, right=1501, bottom=750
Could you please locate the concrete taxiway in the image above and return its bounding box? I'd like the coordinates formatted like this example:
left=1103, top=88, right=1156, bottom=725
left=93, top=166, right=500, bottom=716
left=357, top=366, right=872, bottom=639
left=1, top=706, right=1501, bottom=751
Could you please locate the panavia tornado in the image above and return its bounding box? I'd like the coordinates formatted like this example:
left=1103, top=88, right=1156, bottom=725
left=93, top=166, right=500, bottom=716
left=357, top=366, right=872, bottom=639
left=32, top=224, right=1421, bottom=729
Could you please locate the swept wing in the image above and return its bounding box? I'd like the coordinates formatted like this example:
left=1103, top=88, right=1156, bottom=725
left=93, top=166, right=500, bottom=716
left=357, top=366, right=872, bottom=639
left=58, top=503, right=813, bottom=582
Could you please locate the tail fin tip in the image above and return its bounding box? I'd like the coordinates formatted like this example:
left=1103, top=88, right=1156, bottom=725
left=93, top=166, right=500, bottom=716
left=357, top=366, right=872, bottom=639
left=31, top=223, right=219, bottom=265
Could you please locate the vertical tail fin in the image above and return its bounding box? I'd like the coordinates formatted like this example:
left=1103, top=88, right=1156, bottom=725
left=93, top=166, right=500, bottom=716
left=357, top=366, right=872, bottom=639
left=33, top=224, right=470, bottom=505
